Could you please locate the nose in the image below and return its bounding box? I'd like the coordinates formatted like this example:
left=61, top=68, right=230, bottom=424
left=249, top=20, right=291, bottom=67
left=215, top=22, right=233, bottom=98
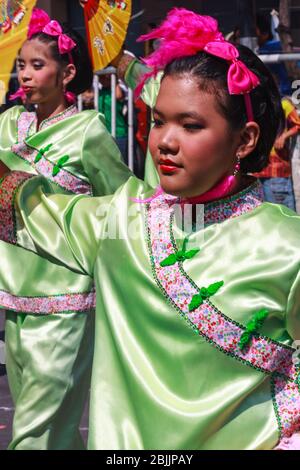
left=158, top=126, right=179, bottom=155
left=19, top=66, right=32, bottom=83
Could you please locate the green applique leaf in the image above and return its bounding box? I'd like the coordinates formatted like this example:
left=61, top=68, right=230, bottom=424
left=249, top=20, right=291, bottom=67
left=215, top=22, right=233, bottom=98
left=57, top=155, right=69, bottom=167
left=238, top=309, right=269, bottom=351
left=176, top=250, right=186, bottom=261
left=189, top=294, right=203, bottom=312
left=253, top=308, right=269, bottom=327
left=245, top=319, right=257, bottom=333
left=160, top=254, right=177, bottom=267
left=52, top=166, right=60, bottom=176
left=52, top=155, right=69, bottom=177
left=184, top=249, right=200, bottom=259
left=160, top=247, right=200, bottom=267
left=34, top=143, right=53, bottom=164
left=238, top=331, right=252, bottom=350
left=34, top=152, right=43, bottom=163
left=200, top=287, right=209, bottom=299
left=43, top=143, right=53, bottom=153
left=207, top=281, right=224, bottom=296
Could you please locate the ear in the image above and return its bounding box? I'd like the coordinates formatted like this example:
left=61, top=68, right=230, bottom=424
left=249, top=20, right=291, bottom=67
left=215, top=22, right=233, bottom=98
left=236, top=122, right=260, bottom=159
left=62, top=64, right=76, bottom=88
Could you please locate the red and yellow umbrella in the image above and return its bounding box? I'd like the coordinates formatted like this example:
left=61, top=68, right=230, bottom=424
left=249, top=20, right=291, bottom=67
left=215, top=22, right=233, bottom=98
left=0, top=0, right=37, bottom=104
left=83, top=0, right=132, bottom=72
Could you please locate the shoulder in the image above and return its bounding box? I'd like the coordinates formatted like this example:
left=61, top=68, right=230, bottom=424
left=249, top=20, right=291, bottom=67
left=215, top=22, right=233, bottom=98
left=110, top=176, right=153, bottom=205
left=0, top=105, right=25, bottom=123
left=76, top=110, right=107, bottom=133
left=256, top=202, right=300, bottom=246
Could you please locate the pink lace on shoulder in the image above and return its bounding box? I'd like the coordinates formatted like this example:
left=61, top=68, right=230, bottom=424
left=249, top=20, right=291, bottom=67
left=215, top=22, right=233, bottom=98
left=274, top=433, right=300, bottom=450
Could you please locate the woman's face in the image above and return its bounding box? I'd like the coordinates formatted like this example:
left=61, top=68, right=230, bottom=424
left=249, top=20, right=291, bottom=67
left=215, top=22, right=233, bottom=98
left=149, top=74, right=242, bottom=198
left=17, top=38, right=64, bottom=105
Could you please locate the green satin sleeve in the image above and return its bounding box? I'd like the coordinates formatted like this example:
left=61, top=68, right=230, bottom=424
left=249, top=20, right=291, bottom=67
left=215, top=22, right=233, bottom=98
left=0, top=241, right=94, bottom=298
left=80, top=112, right=133, bottom=196
left=286, top=268, right=300, bottom=340
left=0, top=105, right=31, bottom=172
left=124, top=59, right=160, bottom=187
left=124, top=59, right=161, bottom=108
left=1, top=172, right=300, bottom=449
left=14, top=174, right=112, bottom=276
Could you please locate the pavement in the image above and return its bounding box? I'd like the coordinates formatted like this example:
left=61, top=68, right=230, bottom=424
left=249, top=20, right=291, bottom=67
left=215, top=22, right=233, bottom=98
left=0, top=314, right=13, bottom=450
left=0, top=314, right=89, bottom=450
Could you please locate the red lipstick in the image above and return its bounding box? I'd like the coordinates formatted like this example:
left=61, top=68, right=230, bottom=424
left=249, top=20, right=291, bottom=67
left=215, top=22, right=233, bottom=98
left=22, top=86, right=33, bottom=94
left=159, top=158, right=181, bottom=173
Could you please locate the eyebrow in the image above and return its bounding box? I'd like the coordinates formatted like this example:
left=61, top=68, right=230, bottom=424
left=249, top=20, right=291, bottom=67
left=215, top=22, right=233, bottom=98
left=17, top=57, right=45, bottom=62
left=152, top=107, right=203, bottom=120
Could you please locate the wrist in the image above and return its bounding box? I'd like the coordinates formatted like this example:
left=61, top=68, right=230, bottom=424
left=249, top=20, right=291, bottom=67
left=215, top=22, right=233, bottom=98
left=115, top=51, right=136, bottom=80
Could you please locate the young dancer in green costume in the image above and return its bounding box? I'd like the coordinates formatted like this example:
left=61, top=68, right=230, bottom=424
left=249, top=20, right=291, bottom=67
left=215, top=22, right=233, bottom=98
left=0, top=8, right=131, bottom=449
left=1, top=9, right=300, bottom=449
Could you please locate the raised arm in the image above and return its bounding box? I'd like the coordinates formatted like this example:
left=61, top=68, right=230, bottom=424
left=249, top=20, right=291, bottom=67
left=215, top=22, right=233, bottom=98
left=0, top=170, right=113, bottom=276
left=81, top=112, right=132, bottom=196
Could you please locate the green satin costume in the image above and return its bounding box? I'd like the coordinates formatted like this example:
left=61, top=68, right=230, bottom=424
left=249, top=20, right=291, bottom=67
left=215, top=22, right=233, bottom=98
left=0, top=104, right=132, bottom=450
left=125, top=59, right=160, bottom=187
left=0, top=173, right=299, bottom=450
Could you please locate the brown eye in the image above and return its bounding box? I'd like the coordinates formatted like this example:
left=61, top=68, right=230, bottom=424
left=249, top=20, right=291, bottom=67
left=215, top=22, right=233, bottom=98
left=33, top=63, right=43, bottom=70
left=183, top=123, right=203, bottom=131
left=152, top=118, right=164, bottom=127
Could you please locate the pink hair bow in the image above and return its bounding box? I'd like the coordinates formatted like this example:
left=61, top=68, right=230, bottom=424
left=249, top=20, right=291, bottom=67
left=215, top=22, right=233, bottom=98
left=42, top=20, right=76, bottom=57
left=204, top=41, right=260, bottom=121
left=204, top=41, right=260, bottom=95
left=27, top=8, right=51, bottom=38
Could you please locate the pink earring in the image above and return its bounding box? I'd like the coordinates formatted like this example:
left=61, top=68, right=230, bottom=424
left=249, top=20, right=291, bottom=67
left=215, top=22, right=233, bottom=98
left=233, top=154, right=241, bottom=176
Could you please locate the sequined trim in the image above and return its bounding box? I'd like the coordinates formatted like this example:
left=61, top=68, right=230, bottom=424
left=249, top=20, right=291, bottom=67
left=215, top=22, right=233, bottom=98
left=146, top=189, right=300, bottom=438
left=13, top=106, right=92, bottom=195
left=16, top=105, right=78, bottom=141
left=204, top=180, right=264, bottom=225
left=0, top=289, right=96, bottom=314
left=0, top=172, right=33, bottom=244
left=16, top=112, right=36, bottom=142
left=39, top=105, right=78, bottom=131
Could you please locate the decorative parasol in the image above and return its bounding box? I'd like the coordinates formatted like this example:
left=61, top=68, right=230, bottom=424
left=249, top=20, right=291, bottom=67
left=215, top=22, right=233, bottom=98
left=83, top=0, right=131, bottom=72
left=0, top=0, right=37, bottom=105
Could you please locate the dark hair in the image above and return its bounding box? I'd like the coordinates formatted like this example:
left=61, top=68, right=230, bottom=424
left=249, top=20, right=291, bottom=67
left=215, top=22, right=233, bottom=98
left=162, top=45, right=285, bottom=173
left=256, top=13, right=273, bottom=41
left=29, top=26, right=93, bottom=95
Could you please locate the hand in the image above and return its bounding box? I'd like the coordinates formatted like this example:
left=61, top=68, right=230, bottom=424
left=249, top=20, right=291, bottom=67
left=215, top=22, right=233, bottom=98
left=274, top=134, right=287, bottom=150
left=110, top=50, right=125, bottom=68
left=0, top=161, right=9, bottom=178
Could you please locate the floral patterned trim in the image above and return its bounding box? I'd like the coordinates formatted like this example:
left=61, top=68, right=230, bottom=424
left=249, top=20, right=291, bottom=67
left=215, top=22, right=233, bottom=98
left=0, top=289, right=96, bottom=314
left=11, top=142, right=92, bottom=195
left=146, top=190, right=300, bottom=438
left=153, top=179, right=264, bottom=226
left=16, top=105, right=78, bottom=142
left=204, top=179, right=264, bottom=226
left=13, top=106, right=92, bottom=195
left=0, top=172, right=33, bottom=244
left=38, top=105, right=78, bottom=131
left=16, top=112, right=36, bottom=142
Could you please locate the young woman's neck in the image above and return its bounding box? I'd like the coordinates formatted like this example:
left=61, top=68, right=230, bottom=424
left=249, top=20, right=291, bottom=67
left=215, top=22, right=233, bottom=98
left=36, top=96, right=68, bottom=128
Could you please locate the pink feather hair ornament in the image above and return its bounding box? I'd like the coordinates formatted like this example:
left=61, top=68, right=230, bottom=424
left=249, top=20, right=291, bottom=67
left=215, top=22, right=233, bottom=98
left=135, top=8, right=224, bottom=96
left=27, top=8, right=51, bottom=39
